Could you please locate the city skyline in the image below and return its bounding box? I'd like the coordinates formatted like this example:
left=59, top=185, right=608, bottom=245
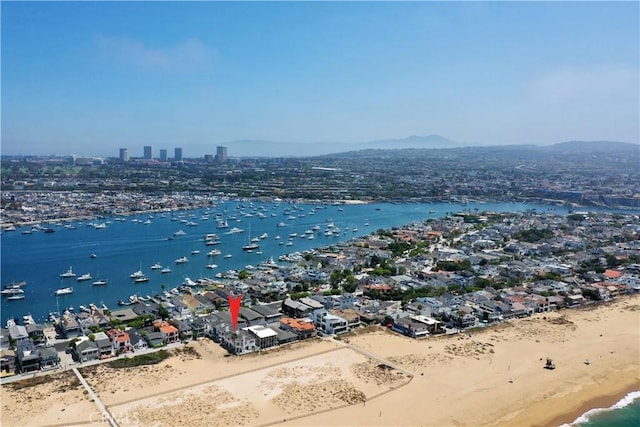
left=2, top=1, right=638, bottom=157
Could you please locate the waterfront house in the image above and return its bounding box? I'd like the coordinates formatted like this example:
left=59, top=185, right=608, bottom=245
left=0, top=349, right=16, bottom=374
left=39, top=346, right=59, bottom=370
left=282, top=299, right=314, bottom=318
left=16, top=341, right=40, bottom=373
left=8, top=323, right=30, bottom=346
left=188, top=316, right=211, bottom=338
left=74, top=338, right=99, bottom=362
left=128, top=330, right=148, bottom=351
left=154, top=320, right=179, bottom=344
left=107, top=329, right=131, bottom=353
left=93, top=332, right=114, bottom=358
left=250, top=303, right=283, bottom=324
left=239, top=307, right=265, bottom=326
left=311, top=310, right=348, bottom=335
left=26, top=323, right=46, bottom=346
left=0, top=329, right=10, bottom=351
left=144, top=331, right=165, bottom=348
left=245, top=325, right=279, bottom=349
left=170, top=319, right=193, bottom=341
left=279, top=317, right=316, bottom=339
left=221, top=329, right=258, bottom=355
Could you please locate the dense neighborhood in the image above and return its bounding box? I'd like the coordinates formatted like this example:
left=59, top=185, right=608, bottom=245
left=2, top=209, right=639, bottom=374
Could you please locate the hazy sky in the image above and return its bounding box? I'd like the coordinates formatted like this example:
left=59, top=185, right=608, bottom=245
left=2, top=1, right=638, bottom=157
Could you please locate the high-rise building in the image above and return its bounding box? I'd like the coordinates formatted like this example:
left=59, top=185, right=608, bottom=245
left=159, top=149, right=168, bottom=162
left=119, top=148, right=129, bottom=162
left=215, top=146, right=228, bottom=162
left=143, top=146, right=152, bottom=160
left=174, top=147, right=183, bottom=162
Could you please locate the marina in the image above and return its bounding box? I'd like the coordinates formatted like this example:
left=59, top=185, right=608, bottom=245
left=0, top=199, right=574, bottom=325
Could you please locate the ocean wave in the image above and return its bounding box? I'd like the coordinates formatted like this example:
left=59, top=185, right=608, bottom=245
left=563, top=390, right=640, bottom=426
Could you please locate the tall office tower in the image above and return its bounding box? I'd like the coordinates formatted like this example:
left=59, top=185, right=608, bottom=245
left=159, top=149, right=168, bottom=162
left=215, top=146, right=228, bottom=162
left=174, top=147, right=183, bottom=162
left=119, top=148, right=129, bottom=162
left=143, top=146, right=152, bottom=159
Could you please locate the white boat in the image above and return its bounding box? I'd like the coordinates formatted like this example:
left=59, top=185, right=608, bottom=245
left=216, top=220, right=229, bottom=229
left=175, top=256, right=189, bottom=264
left=150, top=262, right=162, bottom=270
left=54, top=287, right=73, bottom=296
left=206, top=264, right=218, bottom=269
left=260, top=233, right=269, bottom=239
left=1, top=288, right=25, bottom=296
left=227, top=227, right=244, bottom=234
left=134, top=276, right=150, bottom=283
left=224, top=254, right=232, bottom=259
left=161, top=267, right=172, bottom=274
left=243, top=243, right=259, bottom=251
left=207, top=249, right=221, bottom=257
left=60, top=267, right=76, bottom=278
left=7, top=294, right=25, bottom=300
left=191, top=250, right=200, bottom=255
left=130, top=270, right=145, bottom=279
left=174, top=229, right=186, bottom=236
left=92, top=279, right=108, bottom=286
left=77, top=273, right=92, bottom=282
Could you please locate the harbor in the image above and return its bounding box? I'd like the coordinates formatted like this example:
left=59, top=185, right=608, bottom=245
left=1, top=199, right=574, bottom=325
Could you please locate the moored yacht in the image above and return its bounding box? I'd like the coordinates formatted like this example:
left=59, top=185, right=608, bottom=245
left=54, top=287, right=73, bottom=296
left=60, top=267, right=76, bottom=278
left=77, top=273, right=92, bottom=282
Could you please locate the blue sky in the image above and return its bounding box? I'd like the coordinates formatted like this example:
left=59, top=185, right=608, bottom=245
left=2, top=1, right=638, bottom=157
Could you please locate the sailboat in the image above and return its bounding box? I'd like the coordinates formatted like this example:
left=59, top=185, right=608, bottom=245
left=242, top=222, right=259, bottom=251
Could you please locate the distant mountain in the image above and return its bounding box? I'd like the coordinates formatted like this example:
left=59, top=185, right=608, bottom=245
left=222, top=134, right=463, bottom=157
left=542, top=140, right=639, bottom=154
left=217, top=137, right=637, bottom=158
left=357, top=134, right=462, bottom=150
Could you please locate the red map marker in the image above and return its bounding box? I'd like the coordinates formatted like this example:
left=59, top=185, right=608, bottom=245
left=228, top=294, right=242, bottom=331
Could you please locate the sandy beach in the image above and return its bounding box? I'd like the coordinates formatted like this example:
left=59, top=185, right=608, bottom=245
left=2, top=295, right=638, bottom=427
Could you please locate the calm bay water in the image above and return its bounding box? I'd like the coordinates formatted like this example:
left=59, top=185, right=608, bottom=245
left=2, top=200, right=567, bottom=325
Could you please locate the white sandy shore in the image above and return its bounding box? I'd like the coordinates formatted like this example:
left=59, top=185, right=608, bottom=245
left=2, top=295, right=638, bottom=427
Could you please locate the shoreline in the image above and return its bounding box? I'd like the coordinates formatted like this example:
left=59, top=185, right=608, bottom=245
left=547, top=382, right=640, bottom=427
left=502, top=369, right=640, bottom=427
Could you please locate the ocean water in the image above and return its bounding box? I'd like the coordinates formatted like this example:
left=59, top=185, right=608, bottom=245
left=569, top=391, right=640, bottom=427
left=0, top=199, right=574, bottom=325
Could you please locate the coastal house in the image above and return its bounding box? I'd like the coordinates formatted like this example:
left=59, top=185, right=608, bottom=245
left=144, top=331, right=166, bottom=348
left=154, top=320, right=179, bottom=344
left=239, top=307, right=266, bottom=326
left=16, top=341, right=41, bottom=373
left=311, top=310, right=348, bottom=335
left=282, top=299, right=314, bottom=318
left=0, top=349, right=16, bottom=374
left=74, top=338, right=99, bottom=362
left=0, top=329, right=10, bottom=351
left=188, top=316, right=212, bottom=338
left=8, top=323, right=30, bottom=346
left=279, top=317, right=316, bottom=339
left=170, top=319, right=193, bottom=341
left=93, top=332, right=115, bottom=358
left=221, top=329, right=258, bottom=355
left=250, top=303, right=283, bottom=324
left=245, top=325, right=278, bottom=349
left=26, top=323, right=46, bottom=346
left=128, top=330, right=148, bottom=351
left=39, top=346, right=59, bottom=370
left=107, top=329, right=131, bottom=353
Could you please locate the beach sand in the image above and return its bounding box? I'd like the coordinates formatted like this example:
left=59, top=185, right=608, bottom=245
left=2, top=295, right=638, bottom=427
